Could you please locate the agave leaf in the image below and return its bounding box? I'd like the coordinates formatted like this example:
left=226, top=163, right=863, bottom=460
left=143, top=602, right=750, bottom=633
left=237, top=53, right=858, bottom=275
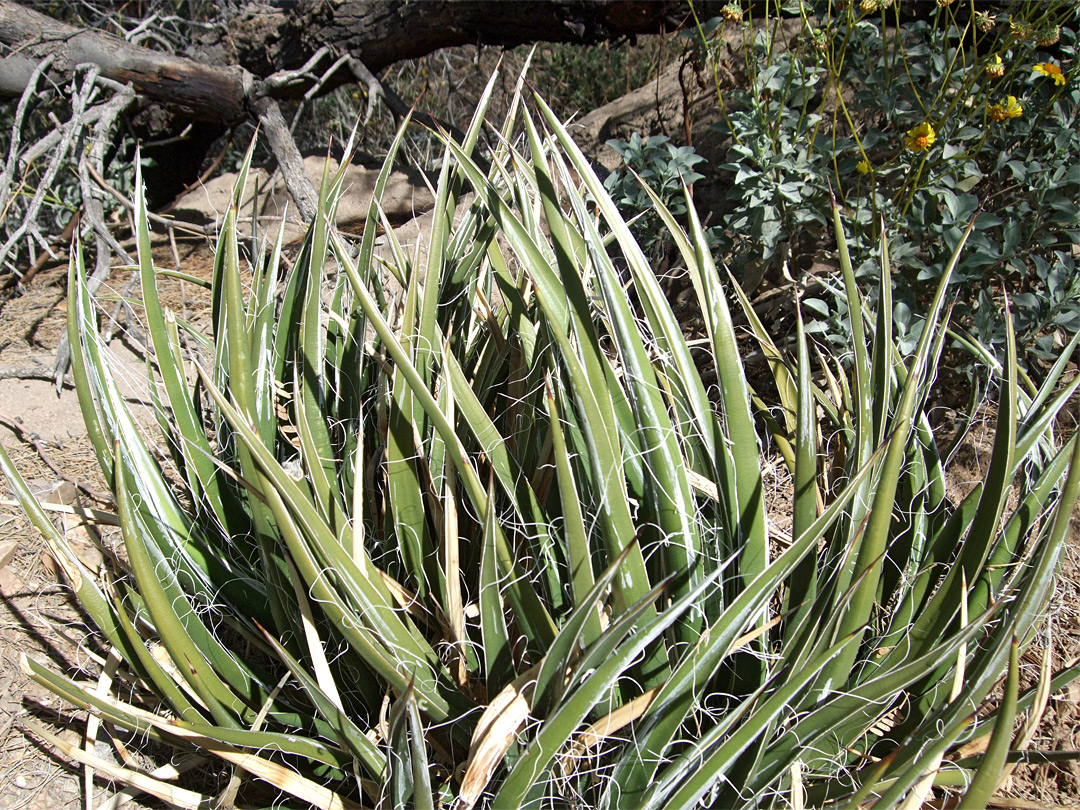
left=544, top=382, right=601, bottom=645
left=493, top=569, right=721, bottom=808
left=65, top=243, right=116, bottom=482
left=849, top=716, right=973, bottom=810
left=388, top=680, right=434, bottom=810
left=825, top=215, right=976, bottom=685
left=259, top=628, right=386, bottom=782
left=605, top=440, right=883, bottom=806
left=158, top=721, right=364, bottom=810
left=441, top=346, right=556, bottom=595
left=532, top=540, right=641, bottom=719
left=480, top=478, right=515, bottom=694
left=195, top=364, right=458, bottom=718
left=660, top=173, right=770, bottom=590
left=747, top=612, right=997, bottom=800
left=870, top=225, right=895, bottom=449
left=885, top=487, right=1071, bottom=781
left=334, top=214, right=559, bottom=649
left=544, top=130, right=703, bottom=627
left=113, top=454, right=257, bottom=727
left=23, top=655, right=352, bottom=771
left=642, top=633, right=860, bottom=810
left=1020, top=327, right=1080, bottom=431
left=886, top=298, right=1016, bottom=670
left=107, top=589, right=206, bottom=722
left=295, top=194, right=349, bottom=533
left=387, top=240, right=437, bottom=598
left=133, top=158, right=240, bottom=535
left=782, top=301, right=821, bottom=643
left=440, top=126, right=652, bottom=619
left=957, top=637, right=1019, bottom=810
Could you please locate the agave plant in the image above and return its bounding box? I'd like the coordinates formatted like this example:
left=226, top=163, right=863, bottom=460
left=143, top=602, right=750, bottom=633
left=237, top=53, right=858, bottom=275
left=3, top=70, right=1079, bottom=810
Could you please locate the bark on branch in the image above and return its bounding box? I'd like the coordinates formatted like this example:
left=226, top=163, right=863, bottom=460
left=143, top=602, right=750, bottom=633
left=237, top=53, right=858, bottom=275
left=0, top=1, right=694, bottom=120
left=0, top=0, right=697, bottom=225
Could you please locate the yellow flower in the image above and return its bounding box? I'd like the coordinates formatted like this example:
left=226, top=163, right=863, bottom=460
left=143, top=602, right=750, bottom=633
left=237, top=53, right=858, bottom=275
left=987, top=95, right=1023, bottom=122
left=1037, top=26, right=1061, bottom=47
left=857, top=159, right=871, bottom=175
left=721, top=2, right=742, bottom=22
left=1033, top=62, right=1067, bottom=86
left=984, top=54, right=1004, bottom=78
left=905, top=122, right=936, bottom=152
left=1010, top=19, right=1034, bottom=41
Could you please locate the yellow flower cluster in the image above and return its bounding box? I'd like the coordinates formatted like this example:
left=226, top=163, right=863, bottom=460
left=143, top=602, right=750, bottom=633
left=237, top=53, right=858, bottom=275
left=987, top=96, right=1023, bottom=122
left=1037, top=26, right=1061, bottom=47
left=1009, top=19, right=1034, bottom=42
left=905, top=122, right=936, bottom=153
left=721, top=2, right=742, bottom=22
left=1033, top=62, right=1067, bottom=86
left=985, top=55, right=1004, bottom=79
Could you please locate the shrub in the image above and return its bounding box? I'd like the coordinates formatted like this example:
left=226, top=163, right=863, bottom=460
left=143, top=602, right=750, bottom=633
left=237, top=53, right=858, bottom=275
left=603, top=133, right=715, bottom=263
left=3, top=77, right=1079, bottom=809
left=692, top=0, right=1080, bottom=370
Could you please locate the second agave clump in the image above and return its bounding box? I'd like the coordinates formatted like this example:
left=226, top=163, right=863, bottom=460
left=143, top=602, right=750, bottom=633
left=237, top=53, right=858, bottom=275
left=3, top=72, right=1079, bottom=810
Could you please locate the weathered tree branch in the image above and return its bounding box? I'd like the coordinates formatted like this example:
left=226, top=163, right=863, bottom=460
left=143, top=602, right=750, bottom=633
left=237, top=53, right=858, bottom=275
left=1, top=1, right=693, bottom=115
left=252, top=95, right=320, bottom=223
left=1, top=0, right=694, bottom=223
left=0, top=0, right=250, bottom=121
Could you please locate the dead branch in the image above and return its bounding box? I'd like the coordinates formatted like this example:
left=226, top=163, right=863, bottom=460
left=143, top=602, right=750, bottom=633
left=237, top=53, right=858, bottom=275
left=251, top=95, right=319, bottom=223
left=0, top=62, right=96, bottom=276
left=51, top=82, right=138, bottom=390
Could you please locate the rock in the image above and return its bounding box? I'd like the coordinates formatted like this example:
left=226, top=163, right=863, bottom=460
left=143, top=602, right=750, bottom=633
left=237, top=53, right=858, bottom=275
left=0, top=539, right=16, bottom=569
left=168, top=155, right=436, bottom=245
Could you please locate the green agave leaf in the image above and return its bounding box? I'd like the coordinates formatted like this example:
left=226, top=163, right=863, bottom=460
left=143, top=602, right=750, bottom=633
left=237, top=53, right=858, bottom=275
left=194, top=365, right=459, bottom=717
left=492, top=569, right=721, bottom=808
left=23, top=655, right=351, bottom=772
left=532, top=540, right=640, bottom=719
left=440, top=125, right=652, bottom=620
left=388, top=680, right=435, bottom=810
left=65, top=242, right=115, bottom=483
left=782, top=301, right=821, bottom=644
left=824, top=215, right=977, bottom=686
left=295, top=196, right=349, bottom=534
left=387, top=244, right=437, bottom=598
left=333, top=195, right=555, bottom=651
left=544, top=382, right=601, bottom=645
left=480, top=478, right=515, bottom=694
left=133, top=158, right=240, bottom=536
left=603, top=147, right=767, bottom=594
left=547, top=136, right=703, bottom=628
left=605, top=441, right=884, bottom=807
left=259, top=628, right=386, bottom=783
left=747, top=610, right=997, bottom=801
left=957, top=637, right=1019, bottom=810
left=442, top=346, right=558, bottom=611
left=113, top=452, right=257, bottom=727
left=642, top=634, right=860, bottom=810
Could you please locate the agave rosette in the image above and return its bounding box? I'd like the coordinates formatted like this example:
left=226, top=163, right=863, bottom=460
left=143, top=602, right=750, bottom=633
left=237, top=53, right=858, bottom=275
left=2, top=72, right=1079, bottom=809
